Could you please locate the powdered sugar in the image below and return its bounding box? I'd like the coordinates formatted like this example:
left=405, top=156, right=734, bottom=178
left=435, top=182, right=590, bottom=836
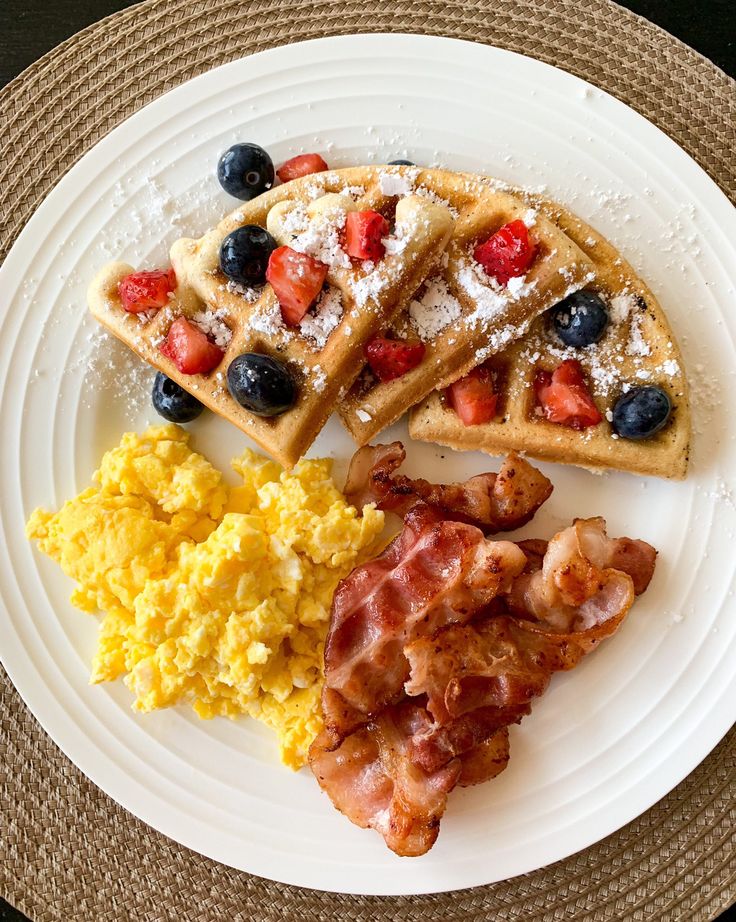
left=626, top=313, right=651, bottom=357
left=280, top=202, right=351, bottom=268
left=249, top=301, right=289, bottom=339
left=192, top=308, right=232, bottom=349
left=356, top=409, right=372, bottom=423
left=379, top=172, right=415, bottom=197
left=456, top=259, right=508, bottom=326
left=409, top=277, right=462, bottom=340
left=299, top=286, right=343, bottom=348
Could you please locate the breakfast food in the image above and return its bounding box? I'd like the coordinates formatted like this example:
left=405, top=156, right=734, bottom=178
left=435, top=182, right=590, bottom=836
left=309, top=481, right=657, bottom=856
left=409, top=198, right=690, bottom=479
left=33, top=141, right=685, bottom=857
left=343, top=442, right=553, bottom=531
left=337, top=168, right=597, bottom=445
left=89, top=168, right=456, bottom=468
left=26, top=425, right=384, bottom=768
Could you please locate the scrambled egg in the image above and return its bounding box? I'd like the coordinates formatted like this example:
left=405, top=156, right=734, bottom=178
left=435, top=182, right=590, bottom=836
left=27, top=424, right=384, bottom=768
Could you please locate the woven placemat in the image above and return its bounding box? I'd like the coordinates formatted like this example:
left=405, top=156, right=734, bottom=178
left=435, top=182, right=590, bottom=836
left=1, top=1, right=734, bottom=919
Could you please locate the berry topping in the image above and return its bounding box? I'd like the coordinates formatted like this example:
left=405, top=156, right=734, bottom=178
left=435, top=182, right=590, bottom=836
left=612, top=386, right=672, bottom=440
left=220, top=225, right=277, bottom=286
left=227, top=353, right=297, bottom=417
left=151, top=372, right=205, bottom=423
left=365, top=336, right=426, bottom=382
left=534, top=359, right=602, bottom=430
left=473, top=219, right=537, bottom=287
left=388, top=159, right=415, bottom=165
left=552, top=290, right=609, bottom=347
left=276, top=153, right=329, bottom=183
left=217, top=143, right=274, bottom=201
left=345, top=211, right=390, bottom=261
left=118, top=268, right=176, bottom=313
left=159, top=316, right=224, bottom=375
left=448, top=365, right=499, bottom=426
left=266, top=246, right=328, bottom=326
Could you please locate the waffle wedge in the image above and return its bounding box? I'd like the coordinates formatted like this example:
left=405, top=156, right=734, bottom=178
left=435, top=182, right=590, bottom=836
left=338, top=168, right=597, bottom=443
left=89, top=168, right=454, bottom=468
left=409, top=199, right=690, bottom=479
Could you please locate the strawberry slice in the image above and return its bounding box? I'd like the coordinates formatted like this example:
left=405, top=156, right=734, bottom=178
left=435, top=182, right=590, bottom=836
left=345, top=211, right=390, bottom=261
left=365, top=336, right=426, bottom=382
left=266, top=246, right=328, bottom=326
left=473, top=220, right=537, bottom=286
left=534, top=359, right=602, bottom=430
left=448, top=365, right=499, bottom=426
left=276, top=153, right=329, bottom=183
left=118, top=268, right=176, bottom=313
left=159, top=316, right=224, bottom=375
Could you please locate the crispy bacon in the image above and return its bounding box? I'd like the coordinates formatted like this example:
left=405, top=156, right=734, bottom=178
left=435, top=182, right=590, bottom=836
left=309, top=700, right=461, bottom=857
left=311, top=511, right=657, bottom=856
left=457, top=728, right=511, bottom=787
left=344, top=443, right=552, bottom=532
left=505, top=517, right=655, bottom=632
left=322, top=503, right=527, bottom=741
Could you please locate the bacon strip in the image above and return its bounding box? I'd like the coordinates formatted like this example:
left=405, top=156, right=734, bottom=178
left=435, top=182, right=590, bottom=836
left=322, top=503, right=527, bottom=741
left=344, top=443, right=553, bottom=532
left=309, top=701, right=461, bottom=857
left=311, top=514, right=657, bottom=856
left=505, top=517, right=654, bottom=632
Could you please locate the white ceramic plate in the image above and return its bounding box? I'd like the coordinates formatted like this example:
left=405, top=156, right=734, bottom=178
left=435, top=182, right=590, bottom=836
left=1, top=34, right=735, bottom=896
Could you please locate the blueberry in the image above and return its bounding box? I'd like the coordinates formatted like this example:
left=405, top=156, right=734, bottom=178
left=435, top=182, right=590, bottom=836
left=219, top=225, right=277, bottom=285
left=388, top=159, right=415, bottom=166
left=612, top=386, right=672, bottom=440
left=552, top=290, right=609, bottom=347
left=152, top=372, right=204, bottom=423
left=227, top=353, right=296, bottom=417
left=217, top=143, right=274, bottom=200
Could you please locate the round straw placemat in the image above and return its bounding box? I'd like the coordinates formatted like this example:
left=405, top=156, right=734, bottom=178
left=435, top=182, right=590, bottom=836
left=1, top=1, right=734, bottom=919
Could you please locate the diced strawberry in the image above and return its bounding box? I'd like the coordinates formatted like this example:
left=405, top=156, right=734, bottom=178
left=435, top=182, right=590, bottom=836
left=159, top=316, right=224, bottom=375
left=473, top=220, right=537, bottom=286
left=345, top=211, right=390, bottom=261
left=448, top=365, right=499, bottom=426
left=534, top=359, right=602, bottom=430
left=266, top=246, right=328, bottom=325
left=118, top=267, right=176, bottom=313
left=365, top=336, right=426, bottom=382
left=276, top=153, right=329, bottom=183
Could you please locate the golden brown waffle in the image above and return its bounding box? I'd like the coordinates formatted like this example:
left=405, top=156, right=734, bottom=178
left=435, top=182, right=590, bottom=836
left=338, top=168, right=597, bottom=443
left=409, top=198, right=690, bottom=480
left=88, top=168, right=455, bottom=468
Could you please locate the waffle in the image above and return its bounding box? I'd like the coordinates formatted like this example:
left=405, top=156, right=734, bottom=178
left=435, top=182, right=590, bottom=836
left=409, top=197, right=690, bottom=479
left=88, top=168, right=455, bottom=468
left=338, top=168, right=597, bottom=444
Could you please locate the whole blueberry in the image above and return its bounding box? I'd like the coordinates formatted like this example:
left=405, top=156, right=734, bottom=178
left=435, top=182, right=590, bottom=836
left=217, top=143, right=274, bottom=200
left=152, top=372, right=204, bottom=423
left=552, top=290, right=609, bottom=347
left=612, top=386, right=672, bottom=440
left=227, top=353, right=296, bottom=417
left=219, top=225, right=277, bottom=285
left=388, top=159, right=415, bottom=166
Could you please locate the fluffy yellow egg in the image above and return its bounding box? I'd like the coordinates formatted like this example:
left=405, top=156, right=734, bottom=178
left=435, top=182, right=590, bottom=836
left=27, top=424, right=384, bottom=769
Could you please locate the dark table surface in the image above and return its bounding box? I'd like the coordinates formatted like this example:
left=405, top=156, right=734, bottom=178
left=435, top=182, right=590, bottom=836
left=0, top=2, right=734, bottom=921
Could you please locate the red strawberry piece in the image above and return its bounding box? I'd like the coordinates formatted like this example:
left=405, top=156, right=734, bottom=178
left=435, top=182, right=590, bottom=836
left=276, top=153, right=329, bottom=183
left=266, top=246, right=328, bottom=326
left=448, top=365, right=499, bottom=426
left=473, top=219, right=537, bottom=287
left=159, top=316, right=224, bottom=375
left=534, top=359, right=602, bottom=430
left=345, top=211, right=390, bottom=261
left=118, top=268, right=177, bottom=313
left=364, top=336, right=426, bottom=382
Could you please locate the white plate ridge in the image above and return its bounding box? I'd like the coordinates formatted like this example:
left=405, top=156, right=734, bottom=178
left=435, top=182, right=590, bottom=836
left=1, top=34, right=735, bottom=895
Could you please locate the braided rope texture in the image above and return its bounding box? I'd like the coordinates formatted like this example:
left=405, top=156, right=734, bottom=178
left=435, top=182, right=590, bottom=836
left=0, top=2, right=734, bottom=919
